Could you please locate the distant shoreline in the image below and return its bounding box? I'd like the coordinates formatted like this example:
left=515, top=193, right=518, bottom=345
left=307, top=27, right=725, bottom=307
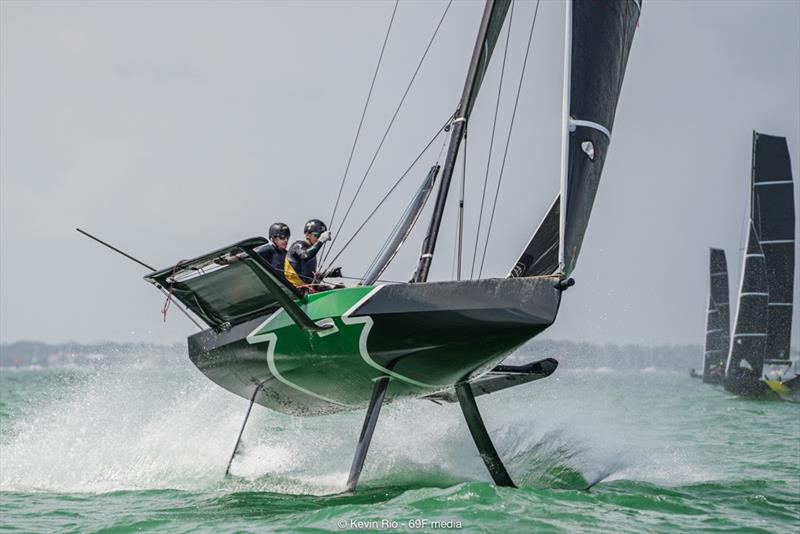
left=2, top=339, right=797, bottom=370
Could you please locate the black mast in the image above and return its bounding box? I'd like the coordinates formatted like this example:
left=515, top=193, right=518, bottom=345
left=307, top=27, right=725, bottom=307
left=413, top=0, right=511, bottom=283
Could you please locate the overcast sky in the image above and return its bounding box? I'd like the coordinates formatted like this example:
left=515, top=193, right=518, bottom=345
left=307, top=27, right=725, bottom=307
left=1, top=0, right=798, bottom=348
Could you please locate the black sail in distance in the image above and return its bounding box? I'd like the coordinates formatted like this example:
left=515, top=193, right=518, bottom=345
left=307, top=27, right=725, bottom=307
left=751, top=132, right=795, bottom=363
left=703, top=248, right=730, bottom=383
left=561, top=0, right=641, bottom=278
left=725, top=222, right=769, bottom=395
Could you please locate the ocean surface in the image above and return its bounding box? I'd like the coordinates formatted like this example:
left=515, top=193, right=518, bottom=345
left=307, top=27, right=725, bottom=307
left=1, top=347, right=798, bottom=533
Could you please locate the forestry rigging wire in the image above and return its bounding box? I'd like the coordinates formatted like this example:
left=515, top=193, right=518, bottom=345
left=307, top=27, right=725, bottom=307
left=323, top=0, right=454, bottom=265
left=478, top=0, right=541, bottom=278
left=321, top=115, right=453, bottom=271
left=326, top=0, right=399, bottom=260
left=469, top=0, right=515, bottom=280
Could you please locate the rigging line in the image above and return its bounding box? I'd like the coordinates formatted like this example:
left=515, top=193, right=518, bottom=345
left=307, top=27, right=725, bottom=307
left=456, top=128, right=467, bottom=280
left=737, top=173, right=751, bottom=252
left=479, top=0, right=540, bottom=278
left=325, top=0, right=454, bottom=263
left=322, top=116, right=452, bottom=270
left=326, top=0, right=399, bottom=262
left=339, top=274, right=402, bottom=284
left=469, top=0, right=515, bottom=280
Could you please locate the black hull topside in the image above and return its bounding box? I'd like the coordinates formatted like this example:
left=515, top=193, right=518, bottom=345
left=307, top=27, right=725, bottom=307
left=187, top=276, right=562, bottom=416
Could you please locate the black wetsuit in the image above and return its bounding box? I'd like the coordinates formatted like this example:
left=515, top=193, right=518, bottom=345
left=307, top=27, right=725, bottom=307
left=254, top=242, right=286, bottom=274
left=284, top=239, right=324, bottom=288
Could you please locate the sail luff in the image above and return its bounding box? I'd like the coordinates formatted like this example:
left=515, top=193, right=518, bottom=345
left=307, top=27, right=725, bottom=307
left=413, top=0, right=511, bottom=283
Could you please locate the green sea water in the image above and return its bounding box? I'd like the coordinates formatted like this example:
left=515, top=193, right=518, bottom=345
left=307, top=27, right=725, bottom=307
left=1, top=349, right=798, bottom=533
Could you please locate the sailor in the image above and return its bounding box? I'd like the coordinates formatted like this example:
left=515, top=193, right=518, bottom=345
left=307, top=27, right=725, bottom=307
left=255, top=222, right=291, bottom=273
left=284, top=219, right=332, bottom=291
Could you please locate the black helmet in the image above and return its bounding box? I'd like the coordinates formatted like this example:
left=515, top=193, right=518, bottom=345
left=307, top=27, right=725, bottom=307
left=304, top=219, right=327, bottom=236
left=268, top=222, right=290, bottom=239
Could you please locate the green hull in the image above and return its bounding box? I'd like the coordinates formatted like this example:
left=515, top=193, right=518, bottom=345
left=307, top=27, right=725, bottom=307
left=188, top=277, right=561, bottom=416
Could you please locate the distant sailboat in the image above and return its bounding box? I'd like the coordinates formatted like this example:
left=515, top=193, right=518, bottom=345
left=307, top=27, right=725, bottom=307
left=724, top=132, right=797, bottom=399
left=699, top=248, right=729, bottom=384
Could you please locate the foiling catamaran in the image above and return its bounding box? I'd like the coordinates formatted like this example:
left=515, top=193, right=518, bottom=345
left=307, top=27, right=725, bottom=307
left=84, top=0, right=642, bottom=490
left=723, top=132, right=797, bottom=400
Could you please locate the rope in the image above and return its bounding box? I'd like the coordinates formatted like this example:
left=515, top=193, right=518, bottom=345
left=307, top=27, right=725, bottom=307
left=478, top=0, right=541, bottom=278
left=161, top=260, right=186, bottom=322
left=456, top=127, right=467, bottom=280
left=322, top=115, right=453, bottom=270
left=327, top=0, right=399, bottom=256
left=470, top=0, right=514, bottom=280
left=325, top=0, right=454, bottom=264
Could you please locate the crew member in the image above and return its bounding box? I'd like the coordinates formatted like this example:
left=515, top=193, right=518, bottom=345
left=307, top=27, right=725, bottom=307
left=284, top=219, right=331, bottom=291
left=255, top=222, right=291, bottom=273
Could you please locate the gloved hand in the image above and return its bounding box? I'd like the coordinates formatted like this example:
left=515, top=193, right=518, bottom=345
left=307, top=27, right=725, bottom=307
left=319, top=230, right=332, bottom=243
left=325, top=266, right=342, bottom=278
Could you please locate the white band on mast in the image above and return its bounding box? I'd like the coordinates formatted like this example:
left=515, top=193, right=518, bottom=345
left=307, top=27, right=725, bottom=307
left=569, top=118, right=611, bottom=139
left=754, top=180, right=792, bottom=186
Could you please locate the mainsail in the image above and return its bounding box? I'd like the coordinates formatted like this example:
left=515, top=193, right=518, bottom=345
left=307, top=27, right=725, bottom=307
left=702, top=248, right=730, bottom=382
left=725, top=222, right=769, bottom=392
left=512, top=0, right=641, bottom=278
left=751, top=132, right=795, bottom=363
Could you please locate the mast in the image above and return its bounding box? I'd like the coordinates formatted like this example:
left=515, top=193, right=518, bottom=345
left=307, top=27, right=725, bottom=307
left=557, top=0, right=573, bottom=273
left=413, top=0, right=511, bottom=283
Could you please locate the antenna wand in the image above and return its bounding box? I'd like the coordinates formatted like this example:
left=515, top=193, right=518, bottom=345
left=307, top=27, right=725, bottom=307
left=75, top=228, right=204, bottom=330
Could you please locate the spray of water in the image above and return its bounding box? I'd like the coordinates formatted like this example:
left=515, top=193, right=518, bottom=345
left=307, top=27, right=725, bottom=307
left=0, top=349, right=714, bottom=494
